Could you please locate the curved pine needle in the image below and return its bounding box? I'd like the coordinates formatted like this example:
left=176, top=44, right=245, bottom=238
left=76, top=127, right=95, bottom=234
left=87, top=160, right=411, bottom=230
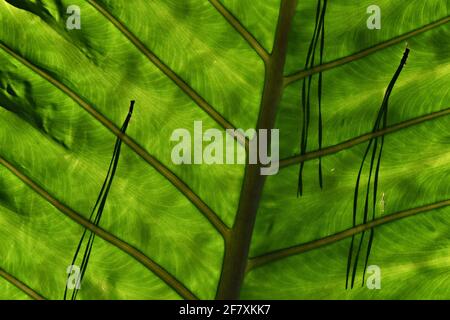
left=318, top=0, right=327, bottom=189
left=298, top=0, right=322, bottom=196
left=64, top=101, right=134, bottom=300
left=350, top=232, right=365, bottom=288
left=346, top=136, right=374, bottom=287
left=345, top=235, right=355, bottom=289
left=346, top=48, right=410, bottom=288
left=63, top=125, right=122, bottom=300
left=298, top=0, right=327, bottom=196
left=361, top=228, right=375, bottom=287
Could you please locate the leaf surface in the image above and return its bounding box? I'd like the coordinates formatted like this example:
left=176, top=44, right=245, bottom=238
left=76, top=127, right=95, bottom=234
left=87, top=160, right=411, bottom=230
left=0, top=0, right=449, bottom=299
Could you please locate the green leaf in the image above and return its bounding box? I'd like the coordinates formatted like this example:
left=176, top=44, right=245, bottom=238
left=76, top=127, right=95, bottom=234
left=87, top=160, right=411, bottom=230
left=0, top=0, right=449, bottom=300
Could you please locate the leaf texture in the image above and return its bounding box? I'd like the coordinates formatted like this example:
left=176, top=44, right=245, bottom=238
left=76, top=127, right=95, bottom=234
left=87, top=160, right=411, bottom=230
left=0, top=0, right=449, bottom=299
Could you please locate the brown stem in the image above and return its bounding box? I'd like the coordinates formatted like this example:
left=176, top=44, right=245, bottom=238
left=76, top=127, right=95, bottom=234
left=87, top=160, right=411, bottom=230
left=215, top=0, right=298, bottom=300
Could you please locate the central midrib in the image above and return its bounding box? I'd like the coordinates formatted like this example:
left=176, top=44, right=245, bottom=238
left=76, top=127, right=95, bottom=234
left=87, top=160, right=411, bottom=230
left=215, top=0, right=298, bottom=300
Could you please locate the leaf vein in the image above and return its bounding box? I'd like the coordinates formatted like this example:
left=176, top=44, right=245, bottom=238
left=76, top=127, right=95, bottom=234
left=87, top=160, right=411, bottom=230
left=87, top=0, right=248, bottom=147
left=208, top=0, right=270, bottom=63
left=279, top=107, right=450, bottom=169
left=0, top=42, right=230, bottom=239
left=0, top=267, right=46, bottom=300
left=284, top=16, right=450, bottom=86
left=247, top=199, right=450, bottom=271
left=0, top=156, right=198, bottom=300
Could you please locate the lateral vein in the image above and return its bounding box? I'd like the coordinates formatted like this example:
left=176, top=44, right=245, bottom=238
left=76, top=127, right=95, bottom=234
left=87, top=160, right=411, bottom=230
left=0, top=42, right=229, bottom=239
left=0, top=267, right=46, bottom=300
left=208, top=0, right=270, bottom=63
left=284, top=16, right=450, bottom=86
left=87, top=0, right=248, bottom=148
left=0, top=156, right=198, bottom=300
left=279, top=107, right=450, bottom=169
left=247, top=199, right=450, bottom=271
